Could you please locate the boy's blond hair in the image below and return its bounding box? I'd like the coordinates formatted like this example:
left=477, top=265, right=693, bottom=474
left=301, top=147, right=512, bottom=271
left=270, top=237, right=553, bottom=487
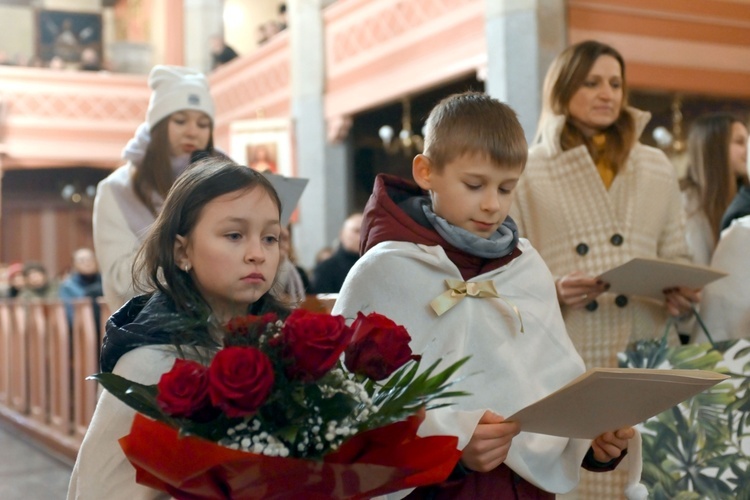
left=422, top=91, right=527, bottom=171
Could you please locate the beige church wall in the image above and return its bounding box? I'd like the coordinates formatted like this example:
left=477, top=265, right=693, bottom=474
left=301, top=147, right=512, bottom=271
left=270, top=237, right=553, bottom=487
left=223, top=0, right=280, bottom=58
left=42, top=0, right=100, bottom=11
left=0, top=7, right=34, bottom=62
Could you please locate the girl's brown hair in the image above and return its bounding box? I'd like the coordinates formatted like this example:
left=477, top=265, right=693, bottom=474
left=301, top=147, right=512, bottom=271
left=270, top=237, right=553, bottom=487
left=132, top=115, right=215, bottom=215
left=538, top=40, right=635, bottom=172
left=683, top=113, right=743, bottom=239
left=133, top=157, right=285, bottom=318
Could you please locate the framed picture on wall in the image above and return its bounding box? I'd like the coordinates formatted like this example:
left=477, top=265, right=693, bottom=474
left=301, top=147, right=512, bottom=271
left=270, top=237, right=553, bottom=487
left=36, top=9, right=103, bottom=66
left=229, top=118, right=295, bottom=177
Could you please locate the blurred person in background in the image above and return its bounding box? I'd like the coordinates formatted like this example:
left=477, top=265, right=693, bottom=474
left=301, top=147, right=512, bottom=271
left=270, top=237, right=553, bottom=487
left=275, top=225, right=311, bottom=304
left=277, top=3, right=288, bottom=31
left=0, top=263, right=9, bottom=297
left=719, top=119, right=750, bottom=231
left=79, top=47, right=101, bottom=71
left=680, top=113, right=747, bottom=265
left=209, top=34, right=238, bottom=70
left=18, top=262, right=58, bottom=300
left=6, top=263, right=25, bottom=298
left=695, top=146, right=750, bottom=343
left=311, top=213, right=362, bottom=294
left=94, top=65, right=215, bottom=311
left=59, top=248, right=104, bottom=335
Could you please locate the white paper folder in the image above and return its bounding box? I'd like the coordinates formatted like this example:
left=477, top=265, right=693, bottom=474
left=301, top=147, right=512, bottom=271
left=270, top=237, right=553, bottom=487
left=262, top=172, right=309, bottom=227
left=597, top=257, right=727, bottom=300
left=508, top=368, right=728, bottom=439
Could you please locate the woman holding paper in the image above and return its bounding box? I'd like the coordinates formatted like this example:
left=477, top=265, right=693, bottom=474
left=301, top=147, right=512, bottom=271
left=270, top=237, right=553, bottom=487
left=511, top=40, right=696, bottom=370
left=511, top=38, right=697, bottom=500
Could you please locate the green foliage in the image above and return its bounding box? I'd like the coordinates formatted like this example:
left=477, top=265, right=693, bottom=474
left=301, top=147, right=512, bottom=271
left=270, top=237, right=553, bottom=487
left=623, top=338, right=750, bottom=498
left=362, top=356, right=471, bottom=430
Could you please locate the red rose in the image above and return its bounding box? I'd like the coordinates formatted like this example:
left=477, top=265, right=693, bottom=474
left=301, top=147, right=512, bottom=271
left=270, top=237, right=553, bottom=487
left=208, top=346, right=275, bottom=418
left=156, top=359, right=211, bottom=418
left=344, top=311, right=419, bottom=380
left=280, top=309, right=353, bottom=382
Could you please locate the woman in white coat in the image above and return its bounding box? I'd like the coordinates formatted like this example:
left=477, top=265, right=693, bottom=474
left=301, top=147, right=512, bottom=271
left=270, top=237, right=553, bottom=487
left=680, top=113, right=748, bottom=265
left=94, top=65, right=215, bottom=311
left=512, top=39, right=698, bottom=500
left=696, top=147, right=750, bottom=343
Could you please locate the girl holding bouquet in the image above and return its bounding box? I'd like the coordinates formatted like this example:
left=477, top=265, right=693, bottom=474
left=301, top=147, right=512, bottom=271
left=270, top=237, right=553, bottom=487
left=68, top=158, right=288, bottom=499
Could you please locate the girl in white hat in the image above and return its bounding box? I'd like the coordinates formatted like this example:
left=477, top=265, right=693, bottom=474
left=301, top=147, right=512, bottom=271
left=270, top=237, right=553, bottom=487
left=93, top=65, right=216, bottom=312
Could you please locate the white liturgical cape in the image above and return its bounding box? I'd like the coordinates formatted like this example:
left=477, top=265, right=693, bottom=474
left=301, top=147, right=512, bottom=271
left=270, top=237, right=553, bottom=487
left=333, top=238, right=591, bottom=494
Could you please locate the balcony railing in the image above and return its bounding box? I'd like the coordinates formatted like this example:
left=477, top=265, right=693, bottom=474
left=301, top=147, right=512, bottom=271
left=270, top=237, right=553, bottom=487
left=0, top=298, right=108, bottom=460
left=0, top=294, right=335, bottom=461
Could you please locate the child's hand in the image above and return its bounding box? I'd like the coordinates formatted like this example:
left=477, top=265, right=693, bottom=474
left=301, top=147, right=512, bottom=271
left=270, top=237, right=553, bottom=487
left=591, top=426, right=634, bottom=463
left=664, top=286, right=701, bottom=317
left=555, top=271, right=609, bottom=309
left=460, top=411, right=521, bottom=473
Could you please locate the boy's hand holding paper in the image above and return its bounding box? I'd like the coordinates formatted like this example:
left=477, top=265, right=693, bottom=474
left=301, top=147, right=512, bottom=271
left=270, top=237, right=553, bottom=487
left=592, top=427, right=635, bottom=463
left=461, top=411, right=521, bottom=473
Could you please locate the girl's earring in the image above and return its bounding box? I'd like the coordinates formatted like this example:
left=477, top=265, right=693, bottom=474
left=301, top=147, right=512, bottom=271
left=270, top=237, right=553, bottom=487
left=184, top=263, right=191, bottom=273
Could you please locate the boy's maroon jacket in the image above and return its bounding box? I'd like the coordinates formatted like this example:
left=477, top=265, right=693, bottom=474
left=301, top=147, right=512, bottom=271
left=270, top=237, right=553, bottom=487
left=360, top=174, right=522, bottom=281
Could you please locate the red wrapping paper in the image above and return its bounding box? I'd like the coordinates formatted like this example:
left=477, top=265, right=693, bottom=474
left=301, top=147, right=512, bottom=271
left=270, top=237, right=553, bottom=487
left=119, top=413, right=461, bottom=499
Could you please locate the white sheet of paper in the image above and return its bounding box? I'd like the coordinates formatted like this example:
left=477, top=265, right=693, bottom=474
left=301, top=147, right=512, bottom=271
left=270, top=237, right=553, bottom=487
left=597, top=257, right=727, bottom=300
left=262, top=172, right=308, bottom=226
left=507, top=367, right=728, bottom=439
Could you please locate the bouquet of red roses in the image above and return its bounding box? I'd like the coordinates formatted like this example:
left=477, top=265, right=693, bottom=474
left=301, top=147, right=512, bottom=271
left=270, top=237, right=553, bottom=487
left=93, top=309, right=468, bottom=499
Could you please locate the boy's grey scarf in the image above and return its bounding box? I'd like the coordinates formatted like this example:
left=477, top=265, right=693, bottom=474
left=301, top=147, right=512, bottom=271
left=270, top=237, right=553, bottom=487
left=421, top=201, right=518, bottom=259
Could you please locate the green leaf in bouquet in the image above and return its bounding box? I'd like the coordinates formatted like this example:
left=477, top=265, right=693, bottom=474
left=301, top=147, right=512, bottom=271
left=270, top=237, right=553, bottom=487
left=363, top=378, right=377, bottom=398
left=378, top=359, right=421, bottom=392
left=315, top=392, right=358, bottom=422
left=178, top=413, right=238, bottom=442
left=364, top=356, right=471, bottom=430
left=89, top=373, right=168, bottom=423
left=274, top=424, right=300, bottom=444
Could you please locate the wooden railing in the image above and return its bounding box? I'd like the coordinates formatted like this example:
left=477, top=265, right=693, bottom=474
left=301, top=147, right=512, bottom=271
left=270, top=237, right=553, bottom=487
left=0, top=295, right=336, bottom=462
left=0, top=297, right=109, bottom=461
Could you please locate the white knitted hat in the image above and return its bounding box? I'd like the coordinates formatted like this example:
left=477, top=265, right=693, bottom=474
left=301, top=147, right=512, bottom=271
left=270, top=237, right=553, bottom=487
left=146, top=65, right=215, bottom=129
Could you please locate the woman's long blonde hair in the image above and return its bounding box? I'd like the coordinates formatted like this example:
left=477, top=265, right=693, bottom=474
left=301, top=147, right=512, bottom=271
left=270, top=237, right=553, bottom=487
left=536, top=40, right=635, bottom=172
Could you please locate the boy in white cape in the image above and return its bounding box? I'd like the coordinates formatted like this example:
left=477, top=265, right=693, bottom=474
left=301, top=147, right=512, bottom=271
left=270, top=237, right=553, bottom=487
left=333, top=92, right=641, bottom=499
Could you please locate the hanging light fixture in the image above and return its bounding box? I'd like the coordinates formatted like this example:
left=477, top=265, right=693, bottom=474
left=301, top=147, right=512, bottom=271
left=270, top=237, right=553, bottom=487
left=378, top=97, right=424, bottom=156
left=61, top=183, right=97, bottom=206
left=652, top=94, right=686, bottom=156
